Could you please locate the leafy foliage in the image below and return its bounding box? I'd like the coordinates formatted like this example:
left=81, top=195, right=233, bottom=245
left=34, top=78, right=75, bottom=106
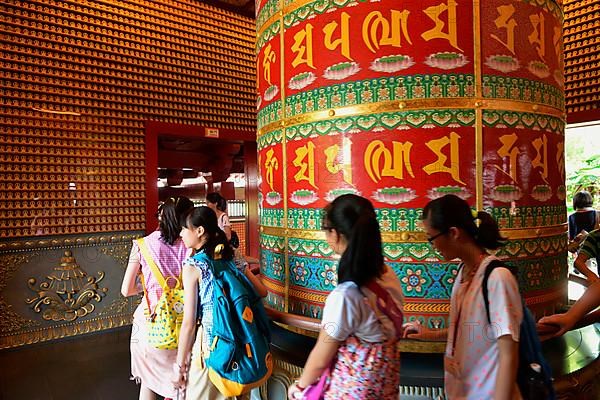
left=566, top=154, right=600, bottom=212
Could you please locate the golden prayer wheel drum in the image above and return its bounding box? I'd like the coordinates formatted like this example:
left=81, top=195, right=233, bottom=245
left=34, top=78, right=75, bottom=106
left=256, top=0, right=566, bottom=330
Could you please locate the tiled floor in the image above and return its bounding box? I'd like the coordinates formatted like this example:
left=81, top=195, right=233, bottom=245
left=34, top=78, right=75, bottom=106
left=0, top=327, right=141, bottom=400
left=1, top=323, right=598, bottom=399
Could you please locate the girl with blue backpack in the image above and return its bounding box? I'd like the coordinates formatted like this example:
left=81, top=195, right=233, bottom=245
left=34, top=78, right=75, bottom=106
left=288, top=194, right=405, bottom=400
left=174, top=206, right=268, bottom=399
left=405, top=194, right=523, bottom=399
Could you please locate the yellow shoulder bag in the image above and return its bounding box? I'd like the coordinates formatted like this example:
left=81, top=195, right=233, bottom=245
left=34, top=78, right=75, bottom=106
left=137, top=238, right=184, bottom=350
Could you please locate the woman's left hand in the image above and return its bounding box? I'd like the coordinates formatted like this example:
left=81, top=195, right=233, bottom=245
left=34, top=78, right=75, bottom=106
left=172, top=362, right=188, bottom=390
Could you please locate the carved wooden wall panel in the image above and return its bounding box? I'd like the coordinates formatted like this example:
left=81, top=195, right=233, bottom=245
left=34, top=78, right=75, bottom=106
left=0, top=234, right=141, bottom=349
left=563, top=0, right=600, bottom=121
left=1, top=0, right=256, bottom=239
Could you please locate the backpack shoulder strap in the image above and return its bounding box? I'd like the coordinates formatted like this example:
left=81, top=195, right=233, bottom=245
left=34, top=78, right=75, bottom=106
left=364, top=280, right=404, bottom=340
left=136, top=238, right=167, bottom=290
left=482, top=259, right=517, bottom=324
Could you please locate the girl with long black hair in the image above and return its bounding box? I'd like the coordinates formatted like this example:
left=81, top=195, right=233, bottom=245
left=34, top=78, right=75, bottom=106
left=288, top=194, right=404, bottom=399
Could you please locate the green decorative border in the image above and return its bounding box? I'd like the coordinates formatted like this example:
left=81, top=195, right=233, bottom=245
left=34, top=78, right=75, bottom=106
left=288, top=237, right=334, bottom=257
left=284, top=206, right=565, bottom=231
left=482, top=110, right=564, bottom=134
left=259, top=208, right=285, bottom=227
left=286, top=75, right=475, bottom=118
left=259, top=233, right=286, bottom=251
left=510, top=254, right=566, bottom=292
left=257, top=129, right=283, bottom=150
left=265, top=292, right=285, bottom=312
left=256, top=0, right=281, bottom=34
left=258, top=100, right=283, bottom=130
left=498, top=235, right=566, bottom=258
left=256, top=20, right=281, bottom=52
left=283, top=0, right=358, bottom=28
left=485, top=205, right=566, bottom=229
left=259, top=75, right=565, bottom=130
left=280, top=0, right=562, bottom=30
left=482, top=75, right=564, bottom=109
left=285, top=109, right=476, bottom=139
left=286, top=208, right=323, bottom=230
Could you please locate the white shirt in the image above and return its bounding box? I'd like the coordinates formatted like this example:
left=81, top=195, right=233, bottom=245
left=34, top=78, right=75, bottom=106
left=445, top=256, right=523, bottom=399
left=320, top=266, right=404, bottom=343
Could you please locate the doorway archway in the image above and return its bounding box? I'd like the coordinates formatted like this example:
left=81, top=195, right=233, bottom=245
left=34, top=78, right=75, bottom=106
left=144, top=121, right=259, bottom=258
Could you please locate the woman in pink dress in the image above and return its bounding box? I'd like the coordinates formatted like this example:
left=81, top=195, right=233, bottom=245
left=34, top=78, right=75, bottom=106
left=121, top=196, right=194, bottom=400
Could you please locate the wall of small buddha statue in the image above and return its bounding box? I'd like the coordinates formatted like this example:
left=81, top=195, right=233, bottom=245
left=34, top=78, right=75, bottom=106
left=0, top=0, right=256, bottom=349
left=562, top=0, right=599, bottom=121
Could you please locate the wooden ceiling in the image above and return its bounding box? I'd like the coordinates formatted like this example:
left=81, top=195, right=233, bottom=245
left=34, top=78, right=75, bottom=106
left=207, top=0, right=255, bottom=18
left=158, top=135, right=244, bottom=184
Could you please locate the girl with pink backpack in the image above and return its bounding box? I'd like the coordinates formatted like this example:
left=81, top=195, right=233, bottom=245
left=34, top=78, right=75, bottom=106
left=288, top=194, right=404, bottom=400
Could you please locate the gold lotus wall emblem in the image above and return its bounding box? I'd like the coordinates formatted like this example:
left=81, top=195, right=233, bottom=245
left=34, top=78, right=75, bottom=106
left=26, top=250, right=107, bottom=321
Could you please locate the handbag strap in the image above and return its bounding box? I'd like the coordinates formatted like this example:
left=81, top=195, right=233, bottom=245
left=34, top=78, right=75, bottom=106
left=137, top=264, right=153, bottom=318
left=136, top=238, right=168, bottom=290
left=364, top=280, right=404, bottom=340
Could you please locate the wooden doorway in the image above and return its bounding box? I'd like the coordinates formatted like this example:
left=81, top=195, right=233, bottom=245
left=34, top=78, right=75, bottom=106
left=144, top=121, right=259, bottom=258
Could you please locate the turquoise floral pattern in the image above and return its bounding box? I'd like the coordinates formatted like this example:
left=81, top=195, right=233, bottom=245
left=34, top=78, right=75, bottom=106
left=291, top=260, right=308, bottom=284
left=320, top=262, right=338, bottom=286
left=401, top=267, right=427, bottom=295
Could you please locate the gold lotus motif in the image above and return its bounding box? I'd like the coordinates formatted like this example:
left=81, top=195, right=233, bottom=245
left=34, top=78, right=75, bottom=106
left=26, top=251, right=107, bottom=322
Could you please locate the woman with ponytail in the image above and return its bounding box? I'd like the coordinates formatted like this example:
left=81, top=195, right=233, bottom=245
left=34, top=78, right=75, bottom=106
left=173, top=206, right=234, bottom=399
left=288, top=194, right=404, bottom=400
left=405, top=194, right=522, bottom=400
left=121, top=196, right=194, bottom=400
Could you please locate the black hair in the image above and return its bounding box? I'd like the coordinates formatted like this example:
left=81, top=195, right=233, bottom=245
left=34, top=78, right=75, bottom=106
left=422, top=194, right=506, bottom=250
left=206, top=192, right=227, bottom=212
left=323, top=194, right=385, bottom=287
left=159, top=196, right=194, bottom=245
left=183, top=206, right=233, bottom=261
left=573, top=191, right=593, bottom=209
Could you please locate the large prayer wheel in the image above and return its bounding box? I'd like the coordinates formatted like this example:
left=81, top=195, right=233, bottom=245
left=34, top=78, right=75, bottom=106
left=256, top=0, right=566, bottom=330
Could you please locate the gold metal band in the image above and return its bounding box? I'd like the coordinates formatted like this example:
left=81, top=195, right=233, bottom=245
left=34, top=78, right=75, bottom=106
left=258, top=98, right=564, bottom=137
left=261, top=224, right=567, bottom=242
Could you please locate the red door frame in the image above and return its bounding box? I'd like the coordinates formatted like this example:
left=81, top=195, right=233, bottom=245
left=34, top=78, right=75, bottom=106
left=145, top=121, right=259, bottom=259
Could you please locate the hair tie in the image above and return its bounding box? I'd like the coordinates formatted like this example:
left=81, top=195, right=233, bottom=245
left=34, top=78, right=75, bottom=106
left=471, top=209, right=479, bottom=219
left=214, top=244, right=224, bottom=260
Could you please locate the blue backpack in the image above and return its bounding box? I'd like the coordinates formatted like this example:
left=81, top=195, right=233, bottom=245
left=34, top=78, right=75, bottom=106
left=482, top=260, right=556, bottom=400
left=193, top=252, right=272, bottom=396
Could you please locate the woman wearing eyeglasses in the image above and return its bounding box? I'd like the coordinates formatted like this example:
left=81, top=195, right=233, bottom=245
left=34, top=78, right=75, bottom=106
left=121, top=196, right=194, bottom=400
left=405, top=194, right=522, bottom=400
left=288, top=194, right=404, bottom=400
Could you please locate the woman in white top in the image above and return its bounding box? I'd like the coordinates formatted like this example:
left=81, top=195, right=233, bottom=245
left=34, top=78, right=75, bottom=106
left=288, top=194, right=404, bottom=400
left=406, top=194, right=522, bottom=400
left=206, top=192, right=231, bottom=241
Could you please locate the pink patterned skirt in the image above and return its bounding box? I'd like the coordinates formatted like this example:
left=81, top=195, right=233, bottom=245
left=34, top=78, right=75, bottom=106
left=324, top=336, right=400, bottom=399
left=130, top=304, right=178, bottom=398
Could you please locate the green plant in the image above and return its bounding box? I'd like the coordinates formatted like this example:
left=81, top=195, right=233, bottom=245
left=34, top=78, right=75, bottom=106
left=566, top=154, right=600, bottom=213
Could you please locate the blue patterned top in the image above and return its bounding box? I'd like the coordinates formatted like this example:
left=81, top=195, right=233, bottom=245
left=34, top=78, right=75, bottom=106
left=183, top=251, right=215, bottom=347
